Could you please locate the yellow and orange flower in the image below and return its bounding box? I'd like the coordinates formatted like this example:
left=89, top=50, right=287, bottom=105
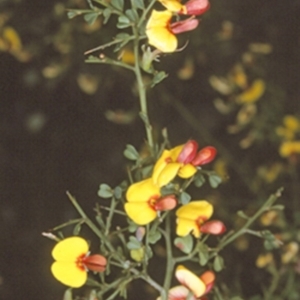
left=152, top=140, right=217, bottom=187
left=124, top=178, right=177, bottom=225
left=176, top=200, right=225, bottom=237
left=159, top=0, right=210, bottom=16
left=146, top=10, right=199, bottom=53
left=51, top=236, right=107, bottom=287
left=157, top=265, right=215, bottom=300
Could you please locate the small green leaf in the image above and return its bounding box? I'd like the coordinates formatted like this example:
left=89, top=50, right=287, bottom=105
left=213, top=255, right=224, bottom=272
left=128, top=221, right=138, bottom=233
left=237, top=210, right=249, bottom=220
left=125, top=9, right=139, bottom=22
left=194, top=174, right=206, bottom=187
left=198, top=243, right=209, bottom=266
left=67, top=10, right=80, bottom=19
left=114, top=186, right=122, bottom=199
left=174, top=235, right=193, bottom=254
left=111, top=0, right=124, bottom=11
left=73, top=223, right=81, bottom=235
left=117, top=15, right=131, bottom=28
left=83, top=12, right=100, bottom=25
left=98, top=183, right=113, bottom=198
left=131, top=0, right=144, bottom=9
left=130, top=247, right=145, bottom=262
left=179, top=192, right=191, bottom=205
left=208, top=173, right=222, bottom=188
left=103, top=8, right=111, bottom=24
left=124, top=144, right=139, bottom=160
left=127, top=236, right=141, bottom=250
left=148, top=231, right=162, bottom=244
left=271, top=204, right=285, bottom=210
left=151, top=71, right=168, bottom=87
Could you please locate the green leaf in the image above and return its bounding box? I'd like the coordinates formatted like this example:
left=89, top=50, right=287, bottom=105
left=208, top=173, right=222, bottom=188
left=73, top=223, right=81, bottom=235
left=127, top=236, right=141, bottom=250
left=124, top=144, right=139, bottom=160
left=131, top=0, right=144, bottom=9
left=83, top=12, right=100, bottom=25
left=174, top=235, right=193, bottom=254
left=194, top=173, right=206, bottom=187
left=103, top=8, right=111, bottom=24
left=179, top=192, right=191, bottom=205
left=111, top=0, right=124, bottom=11
left=128, top=221, right=138, bottom=233
left=213, top=255, right=224, bottom=272
left=115, top=33, right=131, bottom=39
left=114, top=186, right=122, bottom=199
left=67, top=10, right=80, bottom=19
left=117, top=15, right=131, bottom=28
left=237, top=210, right=249, bottom=220
left=125, top=9, right=139, bottom=22
left=98, top=183, right=113, bottom=198
left=198, top=243, right=209, bottom=266
left=271, top=204, right=285, bottom=210
left=151, top=71, right=168, bottom=87
left=148, top=231, right=162, bottom=244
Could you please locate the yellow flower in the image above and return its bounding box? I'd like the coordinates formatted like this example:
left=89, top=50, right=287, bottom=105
left=256, top=252, right=274, bottom=268
left=124, top=178, right=177, bottom=225
left=279, top=141, right=300, bottom=157
left=281, top=242, right=299, bottom=264
left=176, top=201, right=214, bottom=237
left=156, top=265, right=215, bottom=299
left=236, top=79, right=266, bottom=104
left=158, top=0, right=210, bottom=15
left=152, top=140, right=217, bottom=187
left=146, top=10, right=199, bottom=53
left=51, top=237, right=107, bottom=287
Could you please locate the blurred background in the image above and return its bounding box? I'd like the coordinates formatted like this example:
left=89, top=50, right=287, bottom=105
left=1, top=0, right=300, bottom=299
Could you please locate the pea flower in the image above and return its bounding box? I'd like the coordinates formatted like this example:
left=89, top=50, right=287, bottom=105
left=51, top=236, right=107, bottom=287
left=157, top=265, right=215, bottom=300
left=176, top=200, right=226, bottom=237
left=159, top=0, right=210, bottom=16
left=146, top=10, right=199, bottom=53
left=124, top=178, right=177, bottom=225
left=152, top=140, right=217, bottom=187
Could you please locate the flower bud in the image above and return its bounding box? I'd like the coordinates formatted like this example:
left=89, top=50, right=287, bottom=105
left=82, top=254, right=107, bottom=272
left=177, top=140, right=198, bottom=163
left=200, top=220, right=226, bottom=235
left=192, top=146, right=217, bottom=166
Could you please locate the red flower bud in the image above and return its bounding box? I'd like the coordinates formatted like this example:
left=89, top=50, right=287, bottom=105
left=184, top=0, right=210, bottom=16
left=200, top=220, right=226, bottom=235
left=154, top=195, right=177, bottom=211
left=82, top=254, right=107, bottom=272
left=192, top=146, right=217, bottom=166
left=170, top=17, right=199, bottom=35
left=177, top=140, right=198, bottom=163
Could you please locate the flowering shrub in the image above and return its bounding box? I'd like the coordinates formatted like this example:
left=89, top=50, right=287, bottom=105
left=42, top=1, right=287, bottom=299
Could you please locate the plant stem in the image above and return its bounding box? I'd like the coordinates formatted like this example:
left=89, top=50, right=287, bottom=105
left=132, top=25, right=154, bottom=152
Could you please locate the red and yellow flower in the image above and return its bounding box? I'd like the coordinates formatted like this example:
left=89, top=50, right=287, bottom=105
left=124, top=178, right=177, bottom=225
left=157, top=265, right=215, bottom=300
left=146, top=10, right=199, bottom=53
left=159, top=0, right=210, bottom=16
left=51, top=236, right=107, bottom=288
left=152, top=140, right=217, bottom=187
left=176, top=200, right=226, bottom=238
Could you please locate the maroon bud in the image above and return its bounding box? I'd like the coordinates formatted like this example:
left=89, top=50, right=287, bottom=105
left=192, top=146, right=217, bottom=166
left=184, top=0, right=210, bottom=16
left=177, top=140, right=198, bottom=163
left=82, top=254, right=107, bottom=272
left=170, top=18, right=199, bottom=35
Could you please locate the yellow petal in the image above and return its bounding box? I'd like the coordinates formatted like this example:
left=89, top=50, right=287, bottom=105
left=178, top=163, right=197, bottom=178
left=124, top=202, right=157, bottom=225
left=2, top=26, right=22, bottom=52
left=283, top=115, right=300, bottom=131
left=158, top=0, right=184, bottom=13
left=156, top=162, right=181, bottom=187
left=176, top=201, right=213, bottom=221
left=176, top=218, right=200, bottom=237
left=52, top=237, right=89, bottom=262
left=279, top=141, right=300, bottom=157
left=169, top=145, right=184, bottom=161
left=175, top=265, right=206, bottom=298
left=130, top=248, right=145, bottom=262
left=236, top=79, right=266, bottom=104
left=146, top=10, right=177, bottom=53
left=126, top=178, right=160, bottom=202
left=51, top=261, right=87, bottom=288
left=152, top=150, right=171, bottom=184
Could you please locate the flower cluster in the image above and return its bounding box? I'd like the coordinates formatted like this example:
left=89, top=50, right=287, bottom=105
left=276, top=115, right=300, bottom=159
left=125, top=140, right=225, bottom=238
left=146, top=0, right=210, bottom=52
